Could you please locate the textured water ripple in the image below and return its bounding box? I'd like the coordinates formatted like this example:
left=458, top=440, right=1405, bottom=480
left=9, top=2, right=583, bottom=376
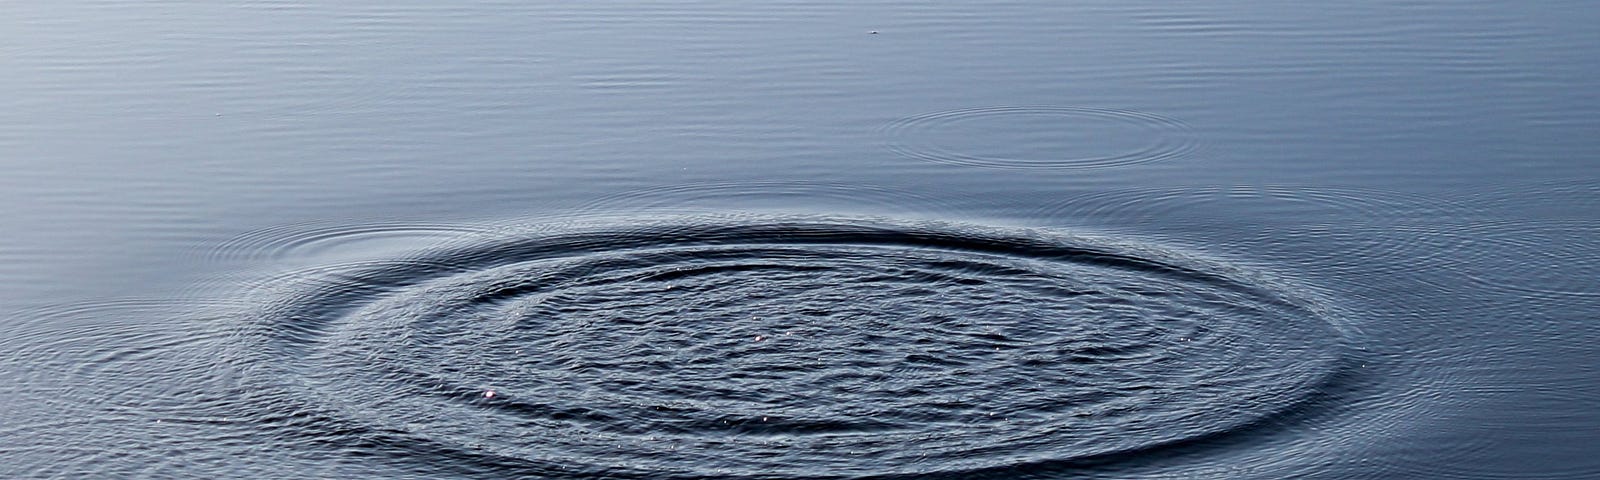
left=229, top=215, right=1349, bottom=478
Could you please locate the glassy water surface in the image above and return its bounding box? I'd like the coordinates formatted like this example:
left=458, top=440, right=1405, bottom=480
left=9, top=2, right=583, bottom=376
left=2, top=1, right=1597, bottom=478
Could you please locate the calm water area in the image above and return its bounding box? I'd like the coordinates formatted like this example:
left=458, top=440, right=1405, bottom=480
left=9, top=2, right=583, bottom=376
left=3, top=1, right=1598, bottom=478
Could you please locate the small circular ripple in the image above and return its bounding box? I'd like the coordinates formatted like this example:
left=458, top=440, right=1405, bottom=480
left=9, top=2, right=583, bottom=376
left=573, top=181, right=973, bottom=219
left=232, top=215, right=1347, bottom=479
left=1034, top=185, right=1476, bottom=279
left=1039, top=185, right=1468, bottom=225
left=1450, top=220, right=1600, bottom=300
left=0, top=300, right=256, bottom=479
left=881, top=106, right=1199, bottom=169
left=207, top=221, right=502, bottom=263
left=0, top=300, right=242, bottom=417
left=1471, top=180, right=1600, bottom=221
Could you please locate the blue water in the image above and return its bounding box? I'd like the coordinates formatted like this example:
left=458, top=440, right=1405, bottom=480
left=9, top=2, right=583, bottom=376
left=2, top=1, right=1597, bottom=478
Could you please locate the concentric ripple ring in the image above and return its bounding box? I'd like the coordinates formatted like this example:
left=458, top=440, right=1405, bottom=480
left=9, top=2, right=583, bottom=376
left=232, top=215, right=1347, bottom=479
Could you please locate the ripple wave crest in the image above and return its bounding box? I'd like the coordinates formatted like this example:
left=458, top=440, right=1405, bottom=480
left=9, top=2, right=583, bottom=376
left=232, top=215, right=1347, bottom=479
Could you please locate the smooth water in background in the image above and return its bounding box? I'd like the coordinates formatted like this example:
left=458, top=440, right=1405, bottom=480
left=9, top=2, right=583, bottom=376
left=3, top=1, right=1597, bottom=478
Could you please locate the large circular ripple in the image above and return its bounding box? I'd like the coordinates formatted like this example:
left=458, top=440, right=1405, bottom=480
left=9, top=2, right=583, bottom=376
left=235, top=216, right=1347, bottom=479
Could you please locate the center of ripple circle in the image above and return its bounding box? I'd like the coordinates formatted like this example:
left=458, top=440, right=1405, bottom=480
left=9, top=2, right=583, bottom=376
left=247, top=216, right=1344, bottom=479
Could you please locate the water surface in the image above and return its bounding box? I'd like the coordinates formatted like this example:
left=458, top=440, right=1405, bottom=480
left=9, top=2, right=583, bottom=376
left=2, top=1, right=1598, bottom=478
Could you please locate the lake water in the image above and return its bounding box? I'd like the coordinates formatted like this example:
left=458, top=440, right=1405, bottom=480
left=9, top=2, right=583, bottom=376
left=3, top=1, right=1598, bottom=478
